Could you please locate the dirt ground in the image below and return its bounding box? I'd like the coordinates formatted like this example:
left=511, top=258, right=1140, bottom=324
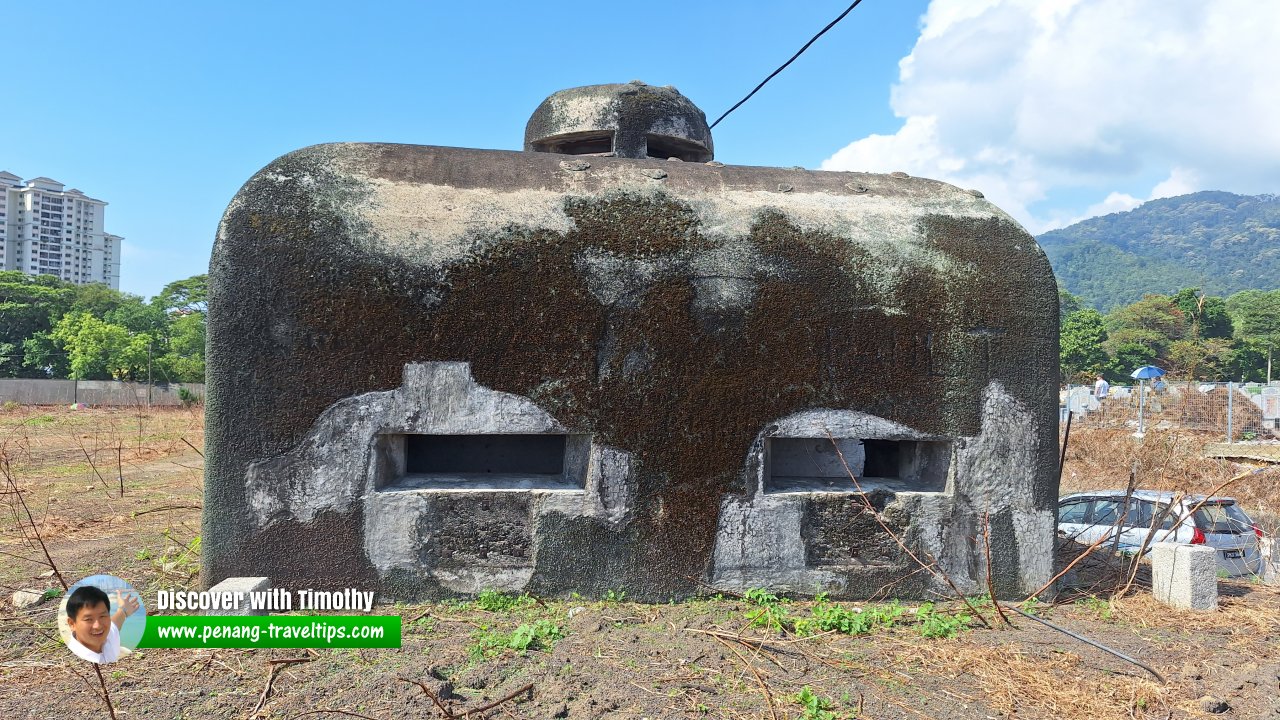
left=2, top=407, right=1278, bottom=720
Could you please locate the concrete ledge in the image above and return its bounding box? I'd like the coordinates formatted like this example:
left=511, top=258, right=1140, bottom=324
left=1151, top=543, right=1217, bottom=611
left=204, top=576, right=271, bottom=616
left=1203, top=442, right=1280, bottom=463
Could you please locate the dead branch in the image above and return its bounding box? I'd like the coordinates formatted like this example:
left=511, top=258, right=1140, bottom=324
left=1121, top=467, right=1260, bottom=596
left=1006, top=605, right=1165, bottom=683
left=398, top=677, right=453, bottom=717
left=76, top=443, right=114, bottom=495
left=1024, top=530, right=1115, bottom=602
left=400, top=676, right=533, bottom=720
left=1058, top=409, right=1073, bottom=483
left=288, top=707, right=386, bottom=712
left=93, top=663, right=118, bottom=720
left=452, top=683, right=533, bottom=718
left=1, top=456, right=67, bottom=590
left=826, top=431, right=992, bottom=628
left=251, top=656, right=313, bottom=716
left=712, top=634, right=778, bottom=720
left=132, top=504, right=202, bottom=517
left=685, top=627, right=796, bottom=653
left=181, top=436, right=204, bottom=457
left=689, top=627, right=789, bottom=672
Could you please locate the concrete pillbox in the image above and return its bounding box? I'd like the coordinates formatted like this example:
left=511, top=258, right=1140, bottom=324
left=205, top=82, right=1061, bottom=601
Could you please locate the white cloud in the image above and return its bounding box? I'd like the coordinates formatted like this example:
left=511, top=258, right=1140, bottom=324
left=1149, top=167, right=1199, bottom=200
left=822, top=0, right=1280, bottom=233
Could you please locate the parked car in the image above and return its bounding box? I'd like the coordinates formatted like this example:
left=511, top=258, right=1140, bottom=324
left=1057, top=490, right=1265, bottom=577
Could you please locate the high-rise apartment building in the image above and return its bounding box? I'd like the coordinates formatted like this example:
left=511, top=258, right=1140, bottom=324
left=0, top=171, right=122, bottom=288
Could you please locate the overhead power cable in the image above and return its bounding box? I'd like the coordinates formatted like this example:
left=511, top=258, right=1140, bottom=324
left=709, top=0, right=867, bottom=129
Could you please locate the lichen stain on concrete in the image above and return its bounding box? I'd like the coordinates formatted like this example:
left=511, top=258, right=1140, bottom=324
left=207, top=134, right=1059, bottom=600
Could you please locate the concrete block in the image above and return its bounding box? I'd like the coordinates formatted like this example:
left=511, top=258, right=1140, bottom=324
left=1151, top=543, right=1218, bottom=611
left=204, top=576, right=271, bottom=616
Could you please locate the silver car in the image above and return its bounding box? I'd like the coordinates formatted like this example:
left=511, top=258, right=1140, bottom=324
left=1057, top=489, right=1265, bottom=577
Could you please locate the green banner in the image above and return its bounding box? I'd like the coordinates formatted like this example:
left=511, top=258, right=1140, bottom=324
left=139, top=615, right=401, bottom=649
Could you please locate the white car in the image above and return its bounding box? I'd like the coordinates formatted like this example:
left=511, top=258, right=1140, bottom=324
left=1057, top=490, right=1265, bottom=577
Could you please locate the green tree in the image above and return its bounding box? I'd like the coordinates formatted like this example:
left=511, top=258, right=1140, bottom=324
left=1167, top=337, right=1233, bottom=380
left=1058, top=288, right=1085, bottom=321
left=1103, top=295, right=1185, bottom=362
left=1172, top=288, right=1233, bottom=339
left=1225, top=289, right=1280, bottom=381
left=158, top=312, right=206, bottom=382
left=154, top=274, right=207, bottom=315
left=1060, top=309, right=1109, bottom=383
left=1106, top=341, right=1158, bottom=383
left=0, top=271, right=76, bottom=376
left=104, top=297, right=169, bottom=337
left=21, top=332, right=70, bottom=378
left=1223, top=338, right=1271, bottom=383
left=48, top=312, right=152, bottom=380
left=70, top=282, right=134, bottom=318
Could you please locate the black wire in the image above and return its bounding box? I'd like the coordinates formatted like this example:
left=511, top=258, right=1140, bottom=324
left=709, top=0, right=867, bottom=129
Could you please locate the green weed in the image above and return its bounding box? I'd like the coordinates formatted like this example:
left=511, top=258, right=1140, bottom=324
left=407, top=615, right=436, bottom=634
left=795, top=599, right=905, bottom=637
left=473, top=590, right=535, bottom=612
left=916, top=602, right=968, bottom=639
left=1075, top=595, right=1113, bottom=620
left=509, top=619, right=563, bottom=651
left=743, top=588, right=791, bottom=632
left=468, top=619, right=564, bottom=659
left=795, top=686, right=838, bottom=720
left=153, top=532, right=201, bottom=578
left=1019, top=596, right=1043, bottom=616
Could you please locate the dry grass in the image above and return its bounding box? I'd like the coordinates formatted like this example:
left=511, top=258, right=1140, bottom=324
left=1115, top=585, right=1280, bottom=637
left=1061, top=426, right=1280, bottom=531
left=899, top=639, right=1168, bottom=720
left=0, top=404, right=205, bottom=601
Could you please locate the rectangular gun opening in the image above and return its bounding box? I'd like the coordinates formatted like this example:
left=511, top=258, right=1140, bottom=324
left=376, top=433, right=590, bottom=492
left=765, top=437, right=950, bottom=494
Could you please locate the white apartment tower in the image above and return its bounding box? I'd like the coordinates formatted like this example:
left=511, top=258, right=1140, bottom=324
left=0, top=171, right=121, bottom=288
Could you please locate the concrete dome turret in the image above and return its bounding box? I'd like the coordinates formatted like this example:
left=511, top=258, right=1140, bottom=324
left=524, top=81, right=714, bottom=162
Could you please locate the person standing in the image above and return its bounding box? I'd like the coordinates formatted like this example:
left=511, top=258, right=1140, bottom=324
left=1093, top=375, right=1110, bottom=400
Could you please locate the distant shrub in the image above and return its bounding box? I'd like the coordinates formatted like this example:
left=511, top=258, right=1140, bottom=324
left=177, top=387, right=202, bottom=407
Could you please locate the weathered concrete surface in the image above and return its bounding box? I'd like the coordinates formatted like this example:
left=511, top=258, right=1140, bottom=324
left=207, top=95, right=1059, bottom=600
left=525, top=82, right=713, bottom=161
left=1151, top=543, right=1219, bottom=611
left=1204, top=442, right=1280, bottom=463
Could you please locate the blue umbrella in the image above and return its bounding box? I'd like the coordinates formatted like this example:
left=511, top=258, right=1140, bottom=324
left=1130, top=365, right=1165, bottom=434
left=1130, top=365, right=1166, bottom=380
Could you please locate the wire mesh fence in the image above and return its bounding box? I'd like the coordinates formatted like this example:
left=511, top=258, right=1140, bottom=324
left=1061, top=382, right=1280, bottom=441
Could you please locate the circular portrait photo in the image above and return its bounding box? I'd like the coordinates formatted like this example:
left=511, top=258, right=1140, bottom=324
left=58, top=575, right=147, bottom=664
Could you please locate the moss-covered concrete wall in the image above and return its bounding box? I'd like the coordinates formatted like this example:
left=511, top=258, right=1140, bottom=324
left=206, top=143, right=1059, bottom=600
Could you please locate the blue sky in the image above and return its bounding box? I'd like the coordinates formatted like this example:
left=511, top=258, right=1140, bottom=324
left=2, top=1, right=928, bottom=299
left=5, top=1, right=1278, bottom=300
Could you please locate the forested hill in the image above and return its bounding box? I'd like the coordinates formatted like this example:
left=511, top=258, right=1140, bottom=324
left=1037, top=191, right=1280, bottom=311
